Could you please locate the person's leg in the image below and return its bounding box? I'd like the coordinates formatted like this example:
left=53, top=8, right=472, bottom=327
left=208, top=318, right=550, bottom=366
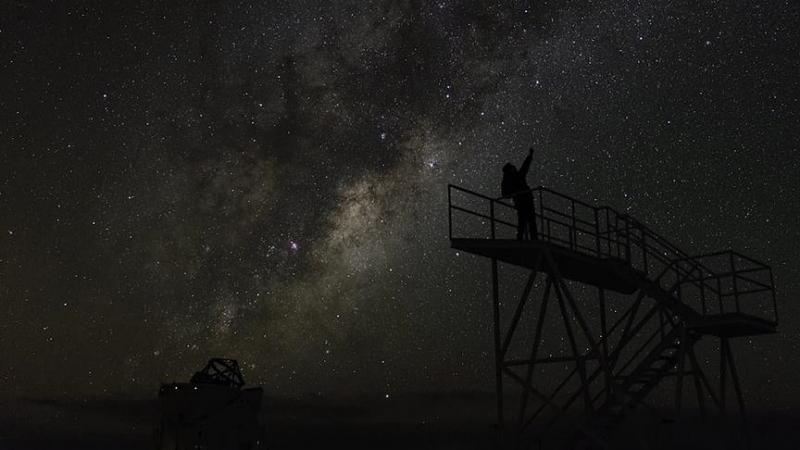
left=516, top=206, right=525, bottom=240
left=519, top=203, right=533, bottom=240
left=529, top=203, right=538, bottom=240
left=521, top=207, right=533, bottom=240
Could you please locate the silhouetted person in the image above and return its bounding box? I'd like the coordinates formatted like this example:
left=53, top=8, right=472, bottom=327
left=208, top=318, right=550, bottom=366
left=501, top=148, right=537, bottom=240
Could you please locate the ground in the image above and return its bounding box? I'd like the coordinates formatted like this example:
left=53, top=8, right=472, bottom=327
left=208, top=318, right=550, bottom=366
left=1, top=392, right=797, bottom=449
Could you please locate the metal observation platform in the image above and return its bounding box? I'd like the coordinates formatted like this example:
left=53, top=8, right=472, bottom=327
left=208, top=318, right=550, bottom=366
left=448, top=185, right=777, bottom=449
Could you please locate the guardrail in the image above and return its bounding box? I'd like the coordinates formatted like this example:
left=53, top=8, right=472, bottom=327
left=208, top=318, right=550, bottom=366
left=448, top=184, right=696, bottom=276
left=447, top=184, right=777, bottom=325
left=662, top=251, right=777, bottom=324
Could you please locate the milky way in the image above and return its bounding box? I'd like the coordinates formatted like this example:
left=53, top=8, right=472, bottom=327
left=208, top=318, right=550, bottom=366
left=1, top=1, right=798, bottom=405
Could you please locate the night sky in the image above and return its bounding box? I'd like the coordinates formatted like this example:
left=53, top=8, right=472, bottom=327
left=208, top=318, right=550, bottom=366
left=2, top=0, right=798, bottom=410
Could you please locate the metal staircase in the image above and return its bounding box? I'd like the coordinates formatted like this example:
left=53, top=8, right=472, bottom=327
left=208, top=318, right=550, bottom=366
left=601, top=327, right=691, bottom=423
left=447, top=184, right=777, bottom=449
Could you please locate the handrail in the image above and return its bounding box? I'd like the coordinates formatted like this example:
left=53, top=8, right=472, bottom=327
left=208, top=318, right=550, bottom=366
left=448, top=184, right=777, bottom=325
left=448, top=184, right=692, bottom=270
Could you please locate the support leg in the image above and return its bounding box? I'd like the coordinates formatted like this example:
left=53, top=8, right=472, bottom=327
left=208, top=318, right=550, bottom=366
left=598, top=288, right=610, bottom=399
left=553, top=280, right=593, bottom=412
left=491, top=258, right=504, bottom=427
left=545, top=252, right=614, bottom=406
left=720, top=338, right=727, bottom=413
left=687, top=345, right=708, bottom=418
left=517, top=278, right=551, bottom=433
left=502, top=256, right=542, bottom=356
left=674, top=327, right=688, bottom=413
left=724, top=339, right=751, bottom=450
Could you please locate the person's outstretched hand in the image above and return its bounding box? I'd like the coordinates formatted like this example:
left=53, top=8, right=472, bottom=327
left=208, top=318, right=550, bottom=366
left=528, top=147, right=534, bottom=156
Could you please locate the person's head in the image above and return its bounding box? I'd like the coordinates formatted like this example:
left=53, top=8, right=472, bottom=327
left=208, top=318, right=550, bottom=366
left=503, top=163, right=517, bottom=175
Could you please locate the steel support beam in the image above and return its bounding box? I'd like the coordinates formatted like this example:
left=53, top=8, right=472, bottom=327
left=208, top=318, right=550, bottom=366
left=491, top=258, right=504, bottom=427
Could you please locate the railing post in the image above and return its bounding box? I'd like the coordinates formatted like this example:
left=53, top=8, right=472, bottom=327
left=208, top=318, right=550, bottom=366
left=624, top=216, right=632, bottom=264
left=730, top=252, right=741, bottom=313
left=608, top=209, right=616, bottom=258
left=616, top=211, right=622, bottom=259
left=594, top=208, right=601, bottom=258
left=700, top=266, right=707, bottom=315
left=448, top=185, right=453, bottom=239
left=570, top=199, right=576, bottom=250
left=490, top=199, right=496, bottom=240
left=770, top=268, right=778, bottom=324
left=538, top=190, right=545, bottom=242
left=641, top=228, right=649, bottom=276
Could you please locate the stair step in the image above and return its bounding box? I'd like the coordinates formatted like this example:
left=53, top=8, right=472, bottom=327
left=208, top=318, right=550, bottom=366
left=596, top=327, right=697, bottom=429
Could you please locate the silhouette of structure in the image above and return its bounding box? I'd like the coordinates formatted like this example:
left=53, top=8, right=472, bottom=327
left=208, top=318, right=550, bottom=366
left=156, top=358, right=263, bottom=450
left=448, top=185, right=777, bottom=449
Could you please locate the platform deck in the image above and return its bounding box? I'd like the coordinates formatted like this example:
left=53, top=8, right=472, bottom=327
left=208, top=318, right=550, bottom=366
left=451, top=238, right=643, bottom=294
left=688, top=313, right=777, bottom=337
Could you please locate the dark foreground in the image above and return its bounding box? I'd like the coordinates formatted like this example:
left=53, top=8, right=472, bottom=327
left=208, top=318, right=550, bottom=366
left=1, top=392, right=797, bottom=449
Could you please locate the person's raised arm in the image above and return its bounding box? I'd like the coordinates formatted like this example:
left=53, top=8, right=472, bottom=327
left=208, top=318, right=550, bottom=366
left=519, top=147, right=533, bottom=176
